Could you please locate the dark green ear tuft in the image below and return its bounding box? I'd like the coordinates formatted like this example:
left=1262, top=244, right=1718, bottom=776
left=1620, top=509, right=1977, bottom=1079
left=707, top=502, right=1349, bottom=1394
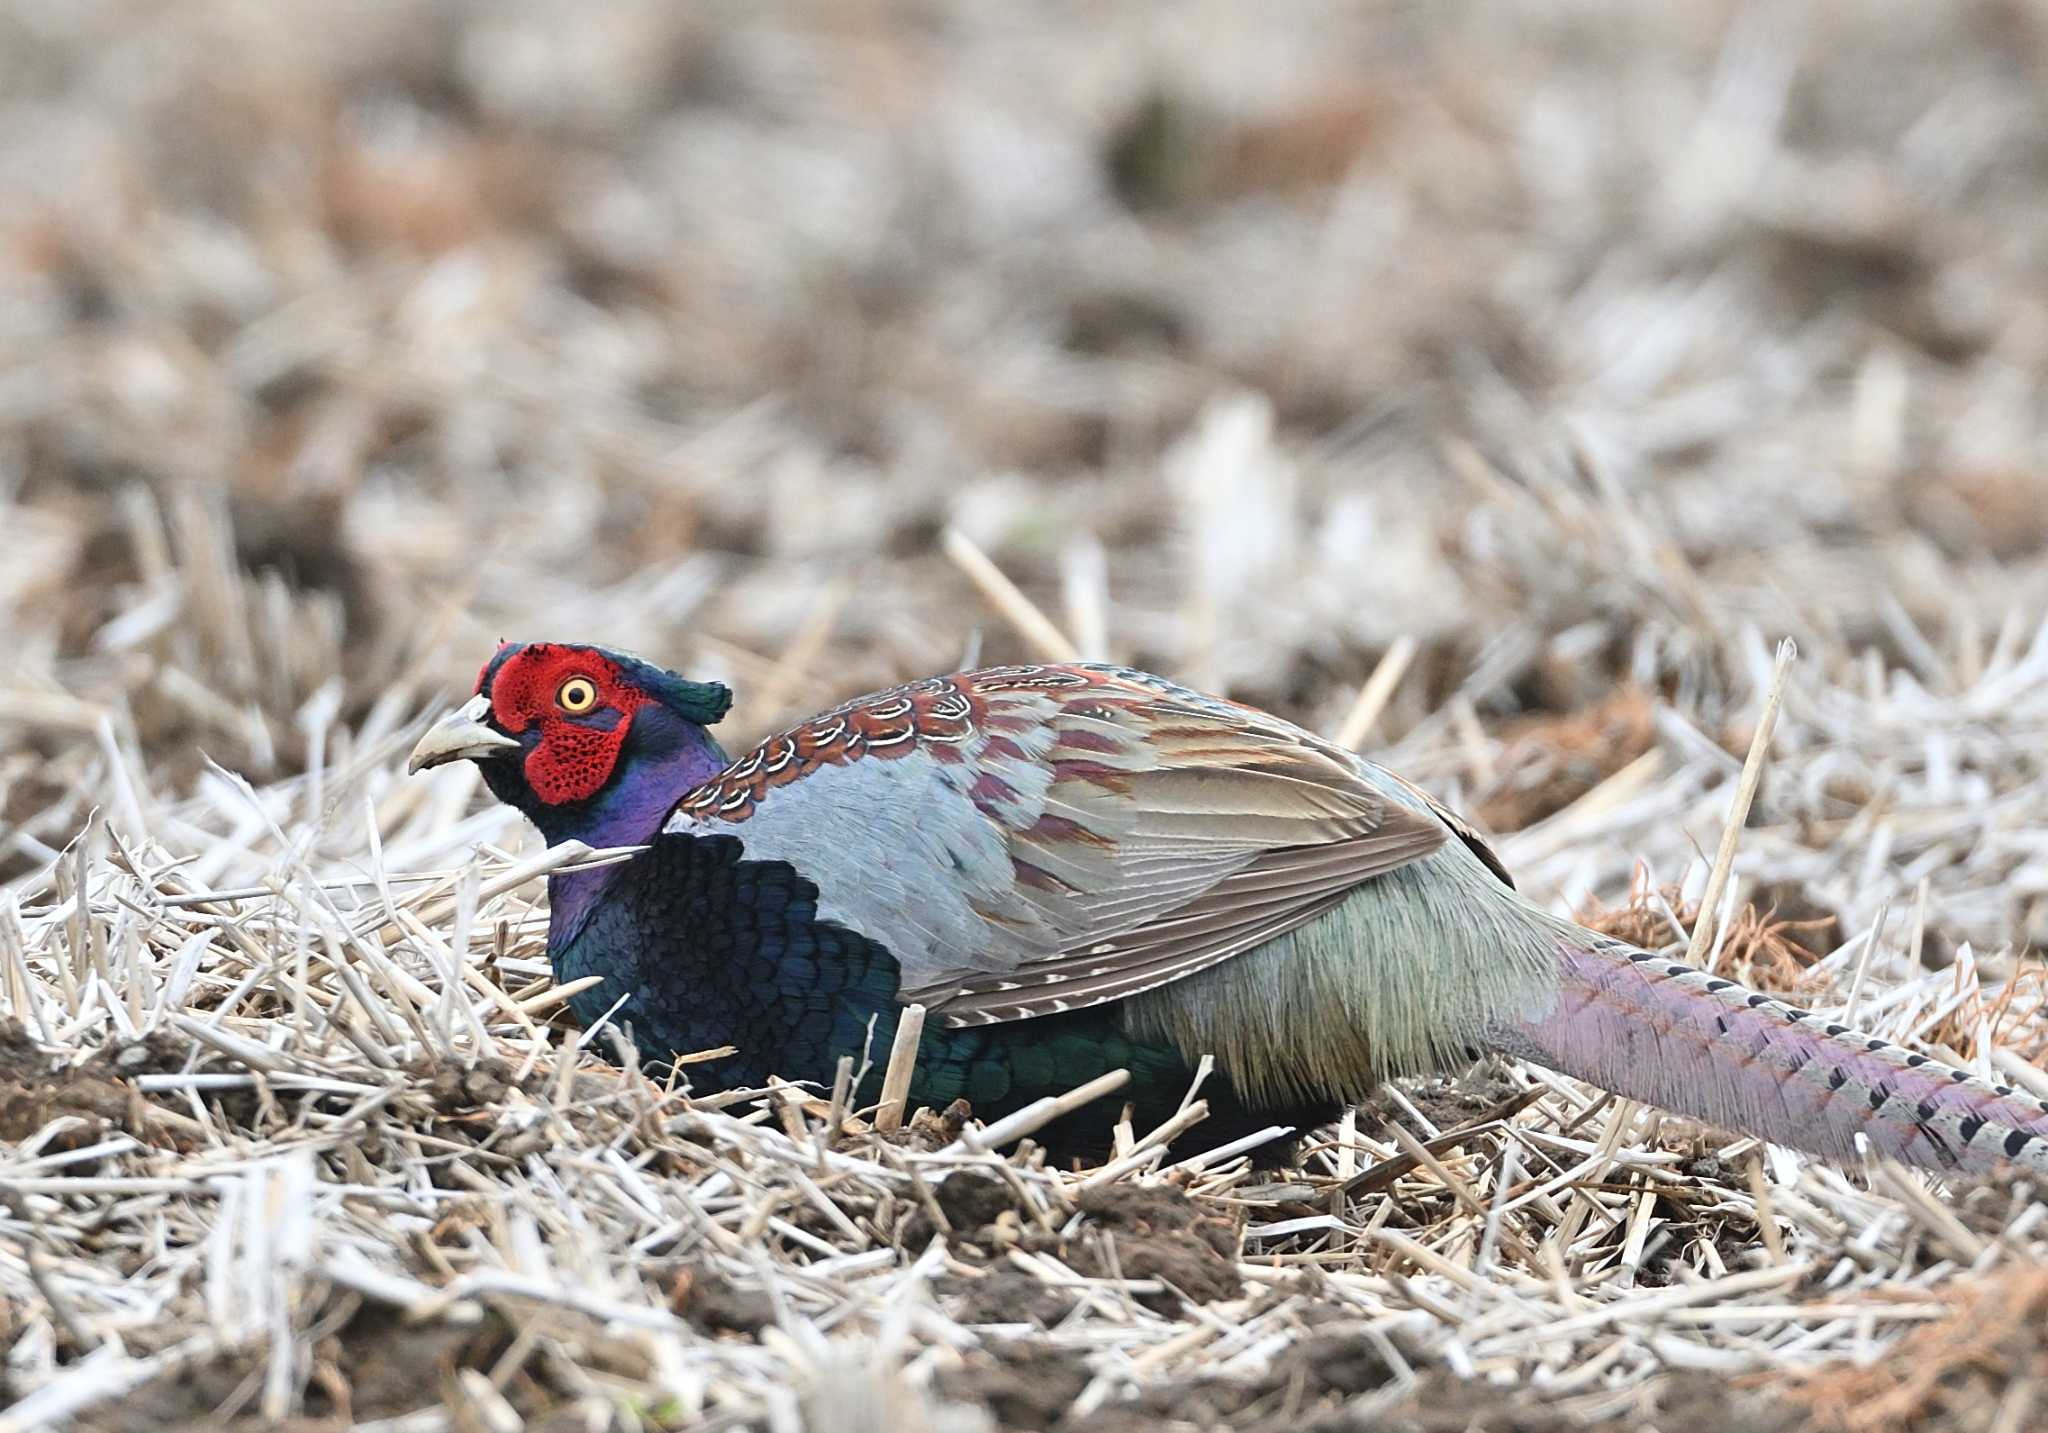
left=661, top=676, right=734, bottom=725
left=613, top=652, right=733, bottom=725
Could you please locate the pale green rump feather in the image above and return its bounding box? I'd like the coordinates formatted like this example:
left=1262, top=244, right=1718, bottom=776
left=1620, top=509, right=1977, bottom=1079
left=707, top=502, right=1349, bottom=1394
left=1118, top=848, right=1556, bottom=1106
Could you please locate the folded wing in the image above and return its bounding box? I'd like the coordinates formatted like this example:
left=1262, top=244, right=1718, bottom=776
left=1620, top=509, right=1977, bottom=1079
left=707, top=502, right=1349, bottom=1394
left=666, top=664, right=1455, bottom=1027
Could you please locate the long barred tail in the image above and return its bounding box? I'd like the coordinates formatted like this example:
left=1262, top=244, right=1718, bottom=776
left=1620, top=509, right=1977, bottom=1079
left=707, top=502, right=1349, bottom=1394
left=1489, top=935, right=2048, bottom=1175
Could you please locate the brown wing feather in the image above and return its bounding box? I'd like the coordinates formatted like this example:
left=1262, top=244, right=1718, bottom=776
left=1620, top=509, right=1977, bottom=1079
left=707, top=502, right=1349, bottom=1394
left=900, top=667, right=1456, bottom=1025
left=932, top=835, right=1432, bottom=1022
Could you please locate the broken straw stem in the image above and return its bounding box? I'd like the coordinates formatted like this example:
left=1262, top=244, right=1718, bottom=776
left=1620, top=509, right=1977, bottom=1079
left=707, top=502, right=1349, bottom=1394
left=1684, top=637, right=1796, bottom=967
left=941, top=1068, right=1130, bottom=1154
left=941, top=526, right=1081, bottom=663
left=873, top=1003, right=926, bottom=1134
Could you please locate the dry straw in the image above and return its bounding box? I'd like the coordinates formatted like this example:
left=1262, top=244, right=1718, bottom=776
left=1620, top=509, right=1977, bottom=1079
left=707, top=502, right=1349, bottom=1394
left=6, top=6, right=2048, bottom=1425
left=4, top=549, right=2047, bottom=1428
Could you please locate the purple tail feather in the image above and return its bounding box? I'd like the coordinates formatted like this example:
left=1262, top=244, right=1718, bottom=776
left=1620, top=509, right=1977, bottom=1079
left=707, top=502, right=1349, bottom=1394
left=1492, top=936, right=2048, bottom=1176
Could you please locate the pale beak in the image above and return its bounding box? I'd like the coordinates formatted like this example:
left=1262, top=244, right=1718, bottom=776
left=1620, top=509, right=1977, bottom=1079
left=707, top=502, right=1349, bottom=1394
left=407, top=694, right=522, bottom=774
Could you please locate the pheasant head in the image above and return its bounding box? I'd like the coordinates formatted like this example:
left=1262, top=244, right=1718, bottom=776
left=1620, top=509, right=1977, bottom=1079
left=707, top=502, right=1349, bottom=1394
left=408, top=642, right=732, bottom=847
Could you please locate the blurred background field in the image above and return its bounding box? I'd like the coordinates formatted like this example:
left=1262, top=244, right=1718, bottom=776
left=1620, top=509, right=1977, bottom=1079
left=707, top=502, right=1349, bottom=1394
left=5, top=2, right=2048, bottom=1429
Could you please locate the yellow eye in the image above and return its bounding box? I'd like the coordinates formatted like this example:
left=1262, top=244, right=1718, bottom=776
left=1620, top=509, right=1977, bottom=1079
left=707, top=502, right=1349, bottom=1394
left=557, top=677, right=599, bottom=714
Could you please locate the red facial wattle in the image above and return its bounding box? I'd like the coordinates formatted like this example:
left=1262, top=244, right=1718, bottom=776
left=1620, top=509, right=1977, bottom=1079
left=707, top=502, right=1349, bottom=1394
left=483, top=643, right=651, bottom=806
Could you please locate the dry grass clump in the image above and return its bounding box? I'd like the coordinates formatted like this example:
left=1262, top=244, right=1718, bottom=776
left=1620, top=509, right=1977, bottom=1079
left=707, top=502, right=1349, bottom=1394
left=1783, top=1267, right=2048, bottom=1433
left=1575, top=874, right=1837, bottom=996
left=1474, top=688, right=1660, bottom=838
left=1919, top=964, right=2048, bottom=1076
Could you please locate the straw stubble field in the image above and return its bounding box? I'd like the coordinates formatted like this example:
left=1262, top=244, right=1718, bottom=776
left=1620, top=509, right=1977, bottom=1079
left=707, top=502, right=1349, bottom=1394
left=5, top=2, right=2048, bottom=1429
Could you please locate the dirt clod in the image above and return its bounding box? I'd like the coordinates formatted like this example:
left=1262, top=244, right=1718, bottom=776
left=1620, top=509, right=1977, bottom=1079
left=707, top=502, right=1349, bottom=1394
left=902, top=1169, right=1031, bottom=1253
left=937, top=1342, right=1093, bottom=1432
left=934, top=1269, right=1080, bottom=1328
left=667, top=1265, right=777, bottom=1337
left=79, top=1305, right=492, bottom=1433
left=1064, top=1183, right=1242, bottom=1311
left=0, top=1021, right=133, bottom=1144
left=418, top=1056, right=518, bottom=1113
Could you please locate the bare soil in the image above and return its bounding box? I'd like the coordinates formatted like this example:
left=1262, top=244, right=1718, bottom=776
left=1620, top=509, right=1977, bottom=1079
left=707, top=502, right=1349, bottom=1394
left=77, top=1307, right=507, bottom=1433
left=917, top=1172, right=1245, bottom=1317
left=0, top=1022, right=136, bottom=1145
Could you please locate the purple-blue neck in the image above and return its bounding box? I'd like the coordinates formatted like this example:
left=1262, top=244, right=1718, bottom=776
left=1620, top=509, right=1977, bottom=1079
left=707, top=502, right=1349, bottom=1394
left=524, top=707, right=729, bottom=946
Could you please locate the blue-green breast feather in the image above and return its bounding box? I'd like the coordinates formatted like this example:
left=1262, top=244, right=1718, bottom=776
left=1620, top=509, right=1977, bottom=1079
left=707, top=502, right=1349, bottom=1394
left=551, top=828, right=1334, bottom=1153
